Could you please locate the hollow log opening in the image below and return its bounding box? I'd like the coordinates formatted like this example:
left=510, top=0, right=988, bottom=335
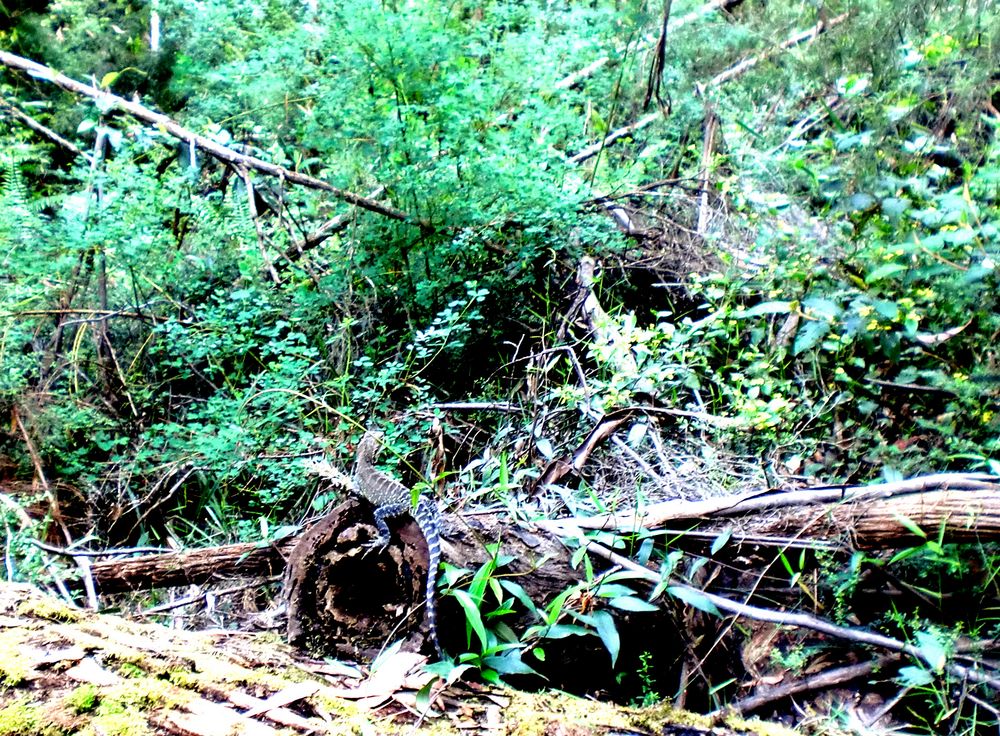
left=285, top=499, right=437, bottom=658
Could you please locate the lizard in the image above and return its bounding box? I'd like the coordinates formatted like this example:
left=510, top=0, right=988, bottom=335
left=354, top=430, right=444, bottom=658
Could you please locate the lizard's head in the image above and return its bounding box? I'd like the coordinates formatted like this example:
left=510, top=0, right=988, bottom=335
left=357, top=430, right=384, bottom=462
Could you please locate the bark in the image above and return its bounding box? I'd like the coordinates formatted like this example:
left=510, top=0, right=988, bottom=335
left=283, top=498, right=572, bottom=660
left=90, top=538, right=294, bottom=593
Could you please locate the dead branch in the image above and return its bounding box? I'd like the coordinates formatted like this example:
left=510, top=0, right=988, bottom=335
left=553, top=0, right=742, bottom=91
left=723, top=655, right=901, bottom=715
left=281, top=186, right=387, bottom=263
left=0, top=50, right=413, bottom=224
left=708, top=12, right=849, bottom=88
left=696, top=102, right=719, bottom=235
left=0, top=97, right=93, bottom=162
left=548, top=472, right=1000, bottom=532
left=569, top=12, right=849, bottom=165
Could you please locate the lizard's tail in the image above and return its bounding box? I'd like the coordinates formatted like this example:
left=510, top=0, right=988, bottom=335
left=415, top=497, right=444, bottom=658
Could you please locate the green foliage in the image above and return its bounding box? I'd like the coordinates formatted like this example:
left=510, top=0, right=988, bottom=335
left=1, top=0, right=999, bottom=727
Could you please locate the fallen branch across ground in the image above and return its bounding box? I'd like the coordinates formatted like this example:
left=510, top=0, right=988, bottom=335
left=538, top=472, right=1000, bottom=546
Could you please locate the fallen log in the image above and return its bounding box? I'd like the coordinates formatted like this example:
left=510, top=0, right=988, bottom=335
left=87, top=474, right=1000, bottom=647
left=3, top=582, right=790, bottom=736
left=538, top=472, right=1000, bottom=548
left=64, top=471, right=1000, bottom=710
left=89, top=537, right=295, bottom=594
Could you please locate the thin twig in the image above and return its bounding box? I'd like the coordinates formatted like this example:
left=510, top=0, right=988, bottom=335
left=139, top=577, right=281, bottom=615
left=722, top=655, right=900, bottom=714
left=30, top=540, right=175, bottom=557
left=568, top=13, right=850, bottom=165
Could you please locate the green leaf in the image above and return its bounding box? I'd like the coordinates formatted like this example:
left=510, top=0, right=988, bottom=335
left=590, top=610, right=620, bottom=668
left=914, top=631, right=948, bottom=672
left=793, top=319, right=831, bottom=355
left=539, top=623, right=592, bottom=639
left=100, top=71, right=120, bottom=89
left=482, top=653, right=541, bottom=676
left=498, top=580, right=539, bottom=618
left=866, top=263, right=908, bottom=283
left=543, top=587, right=577, bottom=625
left=893, top=514, right=928, bottom=539
left=801, top=298, right=841, bottom=321
left=452, top=589, right=488, bottom=650
left=608, top=596, right=659, bottom=613
left=873, top=299, right=900, bottom=320
left=737, top=301, right=796, bottom=318
left=667, top=586, right=721, bottom=617
left=594, top=584, right=642, bottom=598
left=897, top=665, right=934, bottom=687
left=710, top=527, right=733, bottom=555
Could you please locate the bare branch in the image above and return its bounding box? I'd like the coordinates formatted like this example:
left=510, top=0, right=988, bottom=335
left=0, top=50, right=414, bottom=223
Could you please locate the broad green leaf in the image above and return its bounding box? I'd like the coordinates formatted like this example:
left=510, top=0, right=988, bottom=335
left=482, top=653, right=540, bottom=676
left=539, top=623, right=591, bottom=639
left=866, top=263, right=908, bottom=283
left=737, top=301, right=796, bottom=318
left=915, top=631, right=948, bottom=672
left=801, top=298, right=841, bottom=321
left=100, top=71, right=120, bottom=89
left=452, top=589, right=488, bottom=650
left=873, top=300, right=900, bottom=320
left=793, top=319, right=831, bottom=355
left=667, top=586, right=722, bottom=617
left=608, top=596, right=659, bottom=612
left=590, top=610, right=620, bottom=668
left=499, top=580, right=539, bottom=617
left=711, top=527, right=733, bottom=555
left=897, top=665, right=934, bottom=687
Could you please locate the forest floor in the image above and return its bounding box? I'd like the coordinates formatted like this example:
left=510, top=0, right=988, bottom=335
left=0, top=582, right=807, bottom=736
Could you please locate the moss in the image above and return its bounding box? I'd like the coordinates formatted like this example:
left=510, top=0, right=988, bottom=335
left=16, top=597, right=80, bottom=624
left=628, top=701, right=719, bottom=734
left=0, top=700, right=68, bottom=736
left=0, top=699, right=38, bottom=736
left=89, top=709, right=152, bottom=736
left=104, top=676, right=187, bottom=711
left=66, top=684, right=100, bottom=714
left=723, top=714, right=801, bottom=736
left=116, top=662, right=145, bottom=679
left=0, top=629, right=30, bottom=688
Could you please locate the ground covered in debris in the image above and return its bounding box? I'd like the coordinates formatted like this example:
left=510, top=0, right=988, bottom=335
left=0, top=583, right=803, bottom=736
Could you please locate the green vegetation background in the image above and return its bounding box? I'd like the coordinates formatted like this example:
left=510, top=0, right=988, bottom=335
left=0, top=0, right=998, bottom=675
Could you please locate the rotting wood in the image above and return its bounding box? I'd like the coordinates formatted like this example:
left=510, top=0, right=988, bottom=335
left=89, top=537, right=295, bottom=593
left=0, top=581, right=799, bottom=736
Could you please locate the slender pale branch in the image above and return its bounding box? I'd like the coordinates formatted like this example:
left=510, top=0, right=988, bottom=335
left=0, top=50, right=414, bottom=223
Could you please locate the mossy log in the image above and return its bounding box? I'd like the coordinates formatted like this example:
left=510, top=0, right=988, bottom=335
left=0, top=582, right=797, bottom=735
